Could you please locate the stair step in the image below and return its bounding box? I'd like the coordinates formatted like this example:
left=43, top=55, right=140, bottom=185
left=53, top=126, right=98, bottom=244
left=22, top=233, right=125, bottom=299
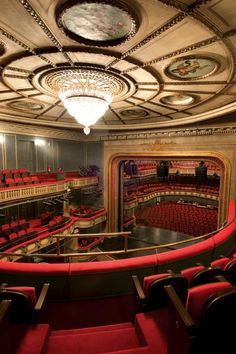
left=51, top=322, right=133, bottom=337
left=10, top=324, right=50, bottom=354
left=135, top=308, right=168, bottom=354
left=46, top=327, right=143, bottom=354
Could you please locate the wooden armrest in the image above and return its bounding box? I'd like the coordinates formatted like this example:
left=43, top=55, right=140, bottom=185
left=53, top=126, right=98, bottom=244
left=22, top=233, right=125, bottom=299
left=167, top=269, right=175, bottom=275
left=131, top=275, right=146, bottom=301
left=164, top=285, right=195, bottom=333
left=34, top=283, right=50, bottom=311
left=0, top=300, right=11, bottom=322
left=214, top=275, right=228, bottom=282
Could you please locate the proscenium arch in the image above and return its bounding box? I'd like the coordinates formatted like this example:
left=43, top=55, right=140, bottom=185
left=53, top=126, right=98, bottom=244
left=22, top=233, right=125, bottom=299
left=107, top=152, right=231, bottom=232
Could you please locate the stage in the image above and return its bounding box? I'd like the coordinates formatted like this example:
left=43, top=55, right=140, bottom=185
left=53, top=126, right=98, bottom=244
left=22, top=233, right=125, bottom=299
left=100, top=226, right=201, bottom=258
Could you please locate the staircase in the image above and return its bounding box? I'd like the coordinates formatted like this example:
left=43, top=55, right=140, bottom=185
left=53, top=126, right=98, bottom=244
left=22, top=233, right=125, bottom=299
left=8, top=309, right=169, bottom=354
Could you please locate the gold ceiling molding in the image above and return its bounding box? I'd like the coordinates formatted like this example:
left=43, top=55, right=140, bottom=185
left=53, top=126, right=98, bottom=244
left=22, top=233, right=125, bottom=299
left=0, top=0, right=235, bottom=133
left=106, top=11, right=187, bottom=69
left=99, top=126, right=236, bottom=142
left=0, top=120, right=87, bottom=141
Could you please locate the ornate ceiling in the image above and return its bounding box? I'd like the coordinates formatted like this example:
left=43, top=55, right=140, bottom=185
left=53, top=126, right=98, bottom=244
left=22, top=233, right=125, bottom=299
left=0, top=0, right=236, bottom=136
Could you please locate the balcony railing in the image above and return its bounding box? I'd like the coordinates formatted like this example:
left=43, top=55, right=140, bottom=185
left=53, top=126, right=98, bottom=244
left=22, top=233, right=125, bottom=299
left=0, top=177, right=98, bottom=204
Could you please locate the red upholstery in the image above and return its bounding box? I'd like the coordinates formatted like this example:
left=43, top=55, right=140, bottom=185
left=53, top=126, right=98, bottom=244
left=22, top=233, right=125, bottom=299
left=19, top=168, right=28, bottom=174
left=2, top=169, right=12, bottom=178
left=49, top=220, right=57, bottom=230
left=10, top=221, right=19, bottom=232
left=3, top=286, right=37, bottom=306
left=143, top=273, right=170, bottom=296
left=18, top=230, right=26, bottom=238
left=12, top=169, right=20, bottom=178
left=30, top=176, right=40, bottom=184
left=0, top=236, right=6, bottom=244
left=26, top=227, right=36, bottom=237
left=9, top=232, right=18, bottom=241
left=1, top=223, right=10, bottom=237
left=186, top=281, right=232, bottom=324
left=180, top=265, right=205, bottom=285
left=6, top=177, right=15, bottom=186
left=15, top=177, right=24, bottom=185
left=210, top=257, right=231, bottom=269
left=23, top=176, right=32, bottom=184
left=19, top=219, right=28, bottom=230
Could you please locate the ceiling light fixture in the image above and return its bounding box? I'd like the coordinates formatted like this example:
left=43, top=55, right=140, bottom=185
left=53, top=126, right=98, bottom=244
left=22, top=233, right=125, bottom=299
left=58, top=72, right=113, bottom=135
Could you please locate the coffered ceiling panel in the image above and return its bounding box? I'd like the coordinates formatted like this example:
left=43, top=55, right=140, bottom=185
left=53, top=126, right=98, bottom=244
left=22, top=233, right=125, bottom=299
left=0, top=0, right=236, bottom=135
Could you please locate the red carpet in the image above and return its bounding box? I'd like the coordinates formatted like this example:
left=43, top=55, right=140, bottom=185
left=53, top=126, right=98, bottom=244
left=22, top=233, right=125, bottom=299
left=42, top=295, right=138, bottom=330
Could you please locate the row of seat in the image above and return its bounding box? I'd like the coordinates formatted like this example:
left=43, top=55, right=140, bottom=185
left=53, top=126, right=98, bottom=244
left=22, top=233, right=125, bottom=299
left=0, top=214, right=65, bottom=251
left=131, top=256, right=236, bottom=353
left=1, top=219, right=29, bottom=237
left=2, top=256, right=236, bottom=354
left=132, top=254, right=236, bottom=311
left=0, top=168, right=29, bottom=180
left=135, top=202, right=218, bottom=236
left=0, top=175, right=40, bottom=188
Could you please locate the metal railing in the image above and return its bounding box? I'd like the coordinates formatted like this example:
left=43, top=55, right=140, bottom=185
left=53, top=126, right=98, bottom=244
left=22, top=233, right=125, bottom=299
left=0, top=219, right=232, bottom=260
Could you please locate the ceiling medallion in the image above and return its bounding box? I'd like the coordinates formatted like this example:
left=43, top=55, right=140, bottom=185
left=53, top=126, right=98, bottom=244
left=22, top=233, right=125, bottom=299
left=165, top=56, right=219, bottom=80
left=120, top=109, right=149, bottom=118
left=160, top=94, right=195, bottom=106
left=56, top=0, right=139, bottom=46
left=7, top=101, right=44, bottom=112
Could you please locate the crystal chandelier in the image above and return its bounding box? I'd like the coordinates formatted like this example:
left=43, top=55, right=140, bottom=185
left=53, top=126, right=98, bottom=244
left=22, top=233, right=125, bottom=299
left=59, top=75, right=113, bottom=135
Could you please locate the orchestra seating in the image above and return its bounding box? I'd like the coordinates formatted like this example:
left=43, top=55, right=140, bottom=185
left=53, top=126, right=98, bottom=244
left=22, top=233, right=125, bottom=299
left=135, top=202, right=218, bottom=236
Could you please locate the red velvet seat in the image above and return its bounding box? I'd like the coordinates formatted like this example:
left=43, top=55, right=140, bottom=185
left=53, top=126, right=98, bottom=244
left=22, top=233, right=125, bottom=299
left=19, top=218, right=28, bottom=230
left=1, top=224, right=10, bottom=238
left=30, top=175, right=40, bottom=184
left=2, top=169, right=12, bottom=179
left=180, top=265, right=205, bottom=286
left=18, top=230, right=26, bottom=238
left=23, top=176, right=32, bottom=184
left=14, top=177, right=24, bottom=185
left=210, top=257, right=231, bottom=269
left=224, top=259, right=236, bottom=285
left=12, top=169, right=21, bottom=178
left=189, top=266, right=225, bottom=287
left=9, top=232, right=18, bottom=242
left=132, top=273, right=188, bottom=311
left=10, top=220, right=19, bottom=233
left=0, top=283, right=50, bottom=324
left=49, top=220, right=57, bottom=231
left=5, top=177, right=15, bottom=187
left=19, top=168, right=29, bottom=177
left=165, top=281, right=234, bottom=354
left=0, top=236, right=7, bottom=248
left=26, top=227, right=37, bottom=239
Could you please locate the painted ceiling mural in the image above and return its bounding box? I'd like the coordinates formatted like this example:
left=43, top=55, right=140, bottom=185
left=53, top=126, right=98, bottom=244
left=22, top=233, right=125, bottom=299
left=0, top=0, right=236, bottom=136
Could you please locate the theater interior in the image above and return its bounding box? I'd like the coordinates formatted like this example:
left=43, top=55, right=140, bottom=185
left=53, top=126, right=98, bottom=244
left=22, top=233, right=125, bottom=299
left=0, top=1, right=236, bottom=353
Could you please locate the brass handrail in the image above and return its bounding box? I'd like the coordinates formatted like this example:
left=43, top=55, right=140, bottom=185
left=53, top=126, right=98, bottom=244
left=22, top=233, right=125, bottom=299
left=0, top=218, right=233, bottom=260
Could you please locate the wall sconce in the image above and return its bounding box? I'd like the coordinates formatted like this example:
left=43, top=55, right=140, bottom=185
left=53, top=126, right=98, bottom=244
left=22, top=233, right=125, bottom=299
left=35, top=138, right=46, bottom=146
left=0, top=134, right=5, bottom=144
